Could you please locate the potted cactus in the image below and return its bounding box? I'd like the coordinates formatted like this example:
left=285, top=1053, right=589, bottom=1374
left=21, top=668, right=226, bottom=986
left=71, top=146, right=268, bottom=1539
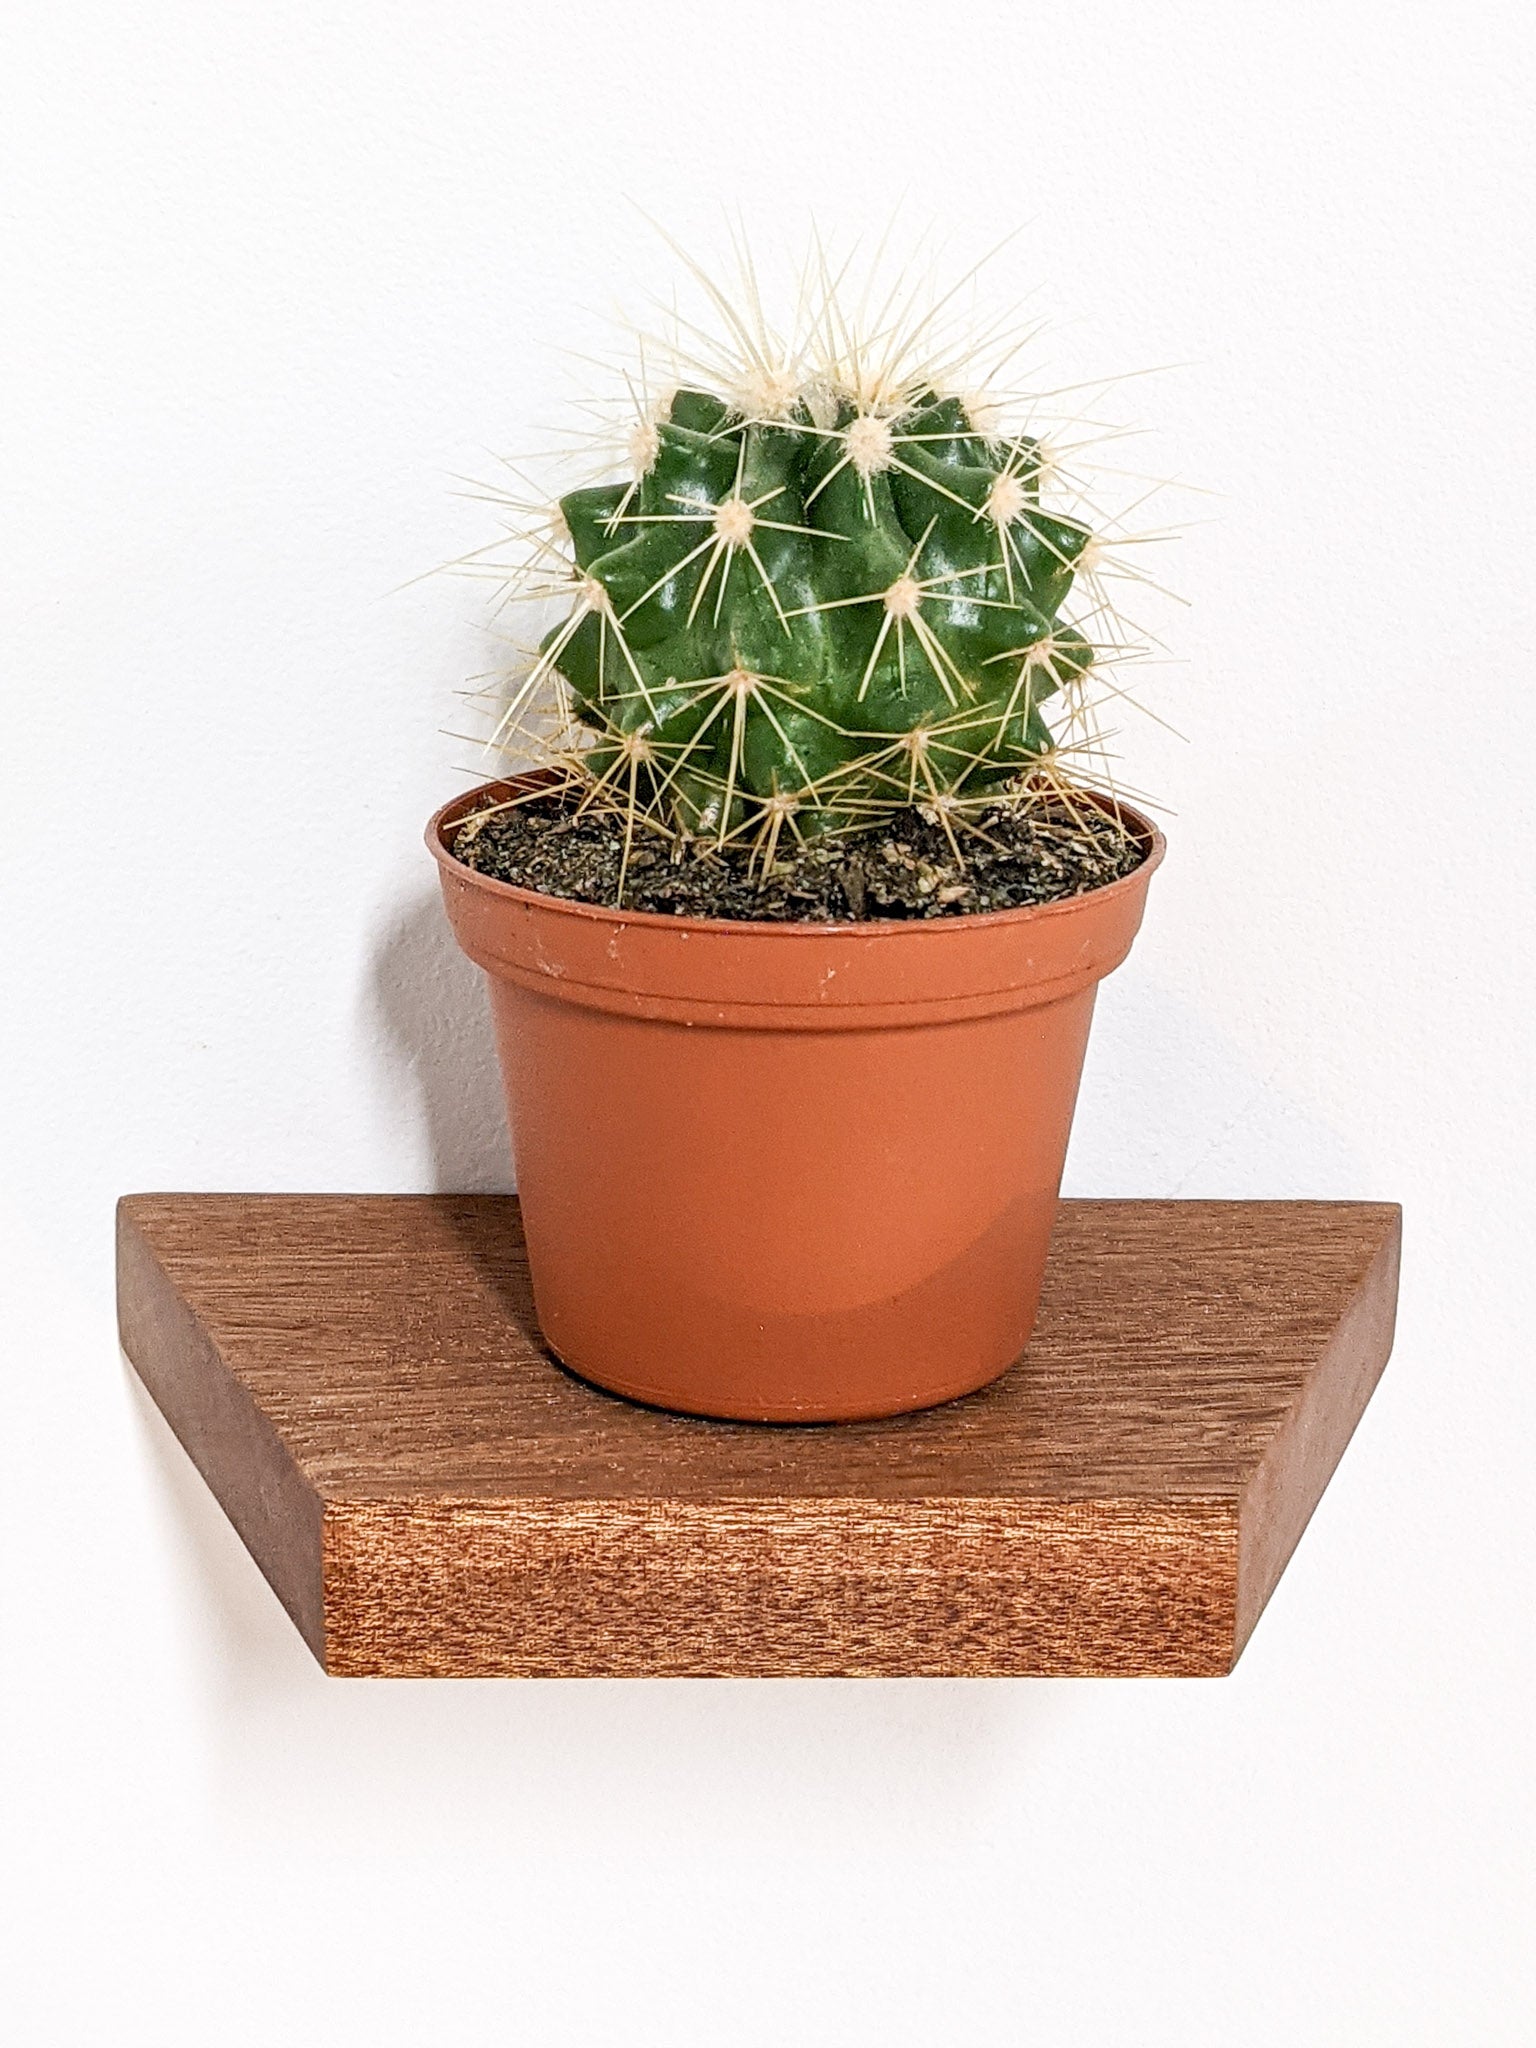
left=430, top=247, right=1166, bottom=1422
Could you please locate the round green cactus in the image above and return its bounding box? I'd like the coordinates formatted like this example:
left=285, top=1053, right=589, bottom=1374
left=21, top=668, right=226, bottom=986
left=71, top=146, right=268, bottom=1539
left=476, top=246, right=1157, bottom=870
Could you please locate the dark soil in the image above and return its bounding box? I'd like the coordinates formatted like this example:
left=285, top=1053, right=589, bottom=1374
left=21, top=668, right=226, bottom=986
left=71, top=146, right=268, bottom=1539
left=450, top=790, right=1147, bottom=923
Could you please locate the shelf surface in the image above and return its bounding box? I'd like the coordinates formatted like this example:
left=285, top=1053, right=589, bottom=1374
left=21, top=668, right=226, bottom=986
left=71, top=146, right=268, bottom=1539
left=116, top=1194, right=1400, bottom=1678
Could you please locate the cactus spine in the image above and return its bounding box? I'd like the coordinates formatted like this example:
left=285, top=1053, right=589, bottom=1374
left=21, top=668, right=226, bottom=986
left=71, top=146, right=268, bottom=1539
left=479, top=247, right=1154, bottom=880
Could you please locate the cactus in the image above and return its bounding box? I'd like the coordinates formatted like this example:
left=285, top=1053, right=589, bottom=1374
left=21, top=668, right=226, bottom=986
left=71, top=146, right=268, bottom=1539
left=476, top=246, right=1157, bottom=883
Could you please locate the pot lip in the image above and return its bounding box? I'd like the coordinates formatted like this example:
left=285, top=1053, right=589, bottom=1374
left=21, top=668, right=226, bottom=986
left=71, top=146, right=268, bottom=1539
left=427, top=773, right=1165, bottom=938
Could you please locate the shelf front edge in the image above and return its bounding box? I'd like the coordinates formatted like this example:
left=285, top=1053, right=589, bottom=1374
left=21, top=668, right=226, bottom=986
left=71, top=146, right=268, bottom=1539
left=318, top=1491, right=1241, bottom=1679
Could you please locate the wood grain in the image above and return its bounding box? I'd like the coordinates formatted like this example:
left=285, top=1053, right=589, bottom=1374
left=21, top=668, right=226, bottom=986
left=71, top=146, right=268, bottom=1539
left=116, top=1195, right=1399, bottom=1677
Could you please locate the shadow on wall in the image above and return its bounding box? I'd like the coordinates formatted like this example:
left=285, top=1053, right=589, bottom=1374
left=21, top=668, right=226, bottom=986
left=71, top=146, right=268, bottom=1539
left=367, top=884, right=514, bottom=1192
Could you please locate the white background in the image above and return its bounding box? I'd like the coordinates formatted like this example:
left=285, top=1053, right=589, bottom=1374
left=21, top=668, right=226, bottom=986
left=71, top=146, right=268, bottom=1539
left=3, top=3, right=1533, bottom=2041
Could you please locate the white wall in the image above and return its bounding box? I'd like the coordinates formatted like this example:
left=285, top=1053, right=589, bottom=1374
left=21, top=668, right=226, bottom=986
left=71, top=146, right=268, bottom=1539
left=3, top=3, right=1532, bottom=2040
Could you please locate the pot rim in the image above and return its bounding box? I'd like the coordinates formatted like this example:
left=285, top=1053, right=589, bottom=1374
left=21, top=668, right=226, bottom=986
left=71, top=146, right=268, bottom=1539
left=427, top=772, right=1166, bottom=940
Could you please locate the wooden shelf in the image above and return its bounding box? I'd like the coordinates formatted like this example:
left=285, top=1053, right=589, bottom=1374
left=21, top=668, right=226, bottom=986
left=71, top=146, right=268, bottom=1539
left=117, top=1194, right=1399, bottom=1678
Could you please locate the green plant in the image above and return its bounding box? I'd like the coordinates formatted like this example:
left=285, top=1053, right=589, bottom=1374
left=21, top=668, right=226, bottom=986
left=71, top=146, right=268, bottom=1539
left=472, top=243, right=1164, bottom=884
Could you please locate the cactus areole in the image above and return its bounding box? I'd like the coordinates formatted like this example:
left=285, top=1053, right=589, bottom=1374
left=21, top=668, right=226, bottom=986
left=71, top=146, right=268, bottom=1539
left=431, top=248, right=1168, bottom=1419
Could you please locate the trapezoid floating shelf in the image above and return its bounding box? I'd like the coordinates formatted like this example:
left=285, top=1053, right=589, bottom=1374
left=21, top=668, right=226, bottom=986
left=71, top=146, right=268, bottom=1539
left=116, top=1194, right=1399, bottom=1678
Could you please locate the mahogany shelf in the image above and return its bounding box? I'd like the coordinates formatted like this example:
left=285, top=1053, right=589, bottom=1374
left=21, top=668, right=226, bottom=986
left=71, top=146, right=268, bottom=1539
left=116, top=1194, right=1399, bottom=1679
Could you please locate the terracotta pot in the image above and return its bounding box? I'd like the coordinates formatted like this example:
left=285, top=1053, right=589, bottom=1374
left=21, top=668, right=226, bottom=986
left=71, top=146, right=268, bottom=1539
left=429, top=778, right=1163, bottom=1423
